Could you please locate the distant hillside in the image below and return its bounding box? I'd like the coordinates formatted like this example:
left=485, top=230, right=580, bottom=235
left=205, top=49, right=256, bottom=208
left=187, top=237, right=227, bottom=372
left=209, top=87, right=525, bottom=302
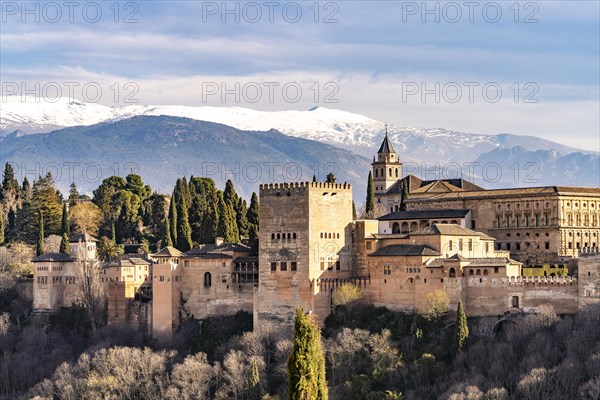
left=0, top=116, right=371, bottom=198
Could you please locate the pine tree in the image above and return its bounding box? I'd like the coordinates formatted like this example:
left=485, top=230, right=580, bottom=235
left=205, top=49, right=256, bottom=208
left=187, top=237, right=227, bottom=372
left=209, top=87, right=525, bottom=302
left=61, top=203, right=69, bottom=235
left=400, top=178, right=409, bottom=211
left=249, top=357, right=262, bottom=400
left=352, top=201, right=357, bottom=220
left=169, top=192, right=178, bottom=246
left=31, top=173, right=63, bottom=237
left=22, top=177, right=32, bottom=200
left=287, top=309, right=328, bottom=400
left=68, top=182, right=80, bottom=207
left=247, top=192, right=259, bottom=228
left=0, top=210, right=4, bottom=244
left=453, top=301, right=469, bottom=355
left=163, top=216, right=173, bottom=247
left=366, top=171, right=375, bottom=216
left=176, top=194, right=192, bottom=251
left=59, top=233, right=70, bottom=254
left=36, top=212, right=44, bottom=256
left=1, top=163, right=20, bottom=195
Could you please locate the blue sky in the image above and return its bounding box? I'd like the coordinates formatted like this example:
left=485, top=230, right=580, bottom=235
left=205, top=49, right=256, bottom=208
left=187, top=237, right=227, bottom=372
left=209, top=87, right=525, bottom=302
left=1, top=0, right=599, bottom=150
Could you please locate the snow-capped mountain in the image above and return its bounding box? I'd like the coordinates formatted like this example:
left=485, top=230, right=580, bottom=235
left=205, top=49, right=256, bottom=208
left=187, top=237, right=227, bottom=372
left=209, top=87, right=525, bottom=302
left=1, top=96, right=598, bottom=189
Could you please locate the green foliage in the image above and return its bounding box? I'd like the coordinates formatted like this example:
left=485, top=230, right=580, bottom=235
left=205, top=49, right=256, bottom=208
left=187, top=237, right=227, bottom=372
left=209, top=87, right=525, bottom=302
left=163, top=216, right=173, bottom=247
left=181, top=311, right=253, bottom=360
left=0, top=210, right=4, bottom=244
left=97, top=236, right=124, bottom=261
left=61, top=203, right=69, bottom=235
left=59, top=233, right=70, bottom=254
left=176, top=193, right=192, bottom=252
left=49, top=305, right=92, bottom=338
left=288, top=309, right=328, bottom=400
left=1, top=163, right=20, bottom=196
left=68, top=182, right=80, bottom=207
left=249, top=357, right=262, bottom=400
left=453, top=302, right=469, bottom=355
left=169, top=192, right=178, bottom=246
left=247, top=192, right=259, bottom=227
left=236, top=198, right=249, bottom=238
left=217, top=193, right=239, bottom=243
left=400, top=178, right=408, bottom=211
left=36, top=212, right=44, bottom=256
left=248, top=223, right=259, bottom=256
left=352, top=201, right=357, bottom=220
left=366, top=171, right=374, bottom=215
left=138, top=238, right=150, bottom=254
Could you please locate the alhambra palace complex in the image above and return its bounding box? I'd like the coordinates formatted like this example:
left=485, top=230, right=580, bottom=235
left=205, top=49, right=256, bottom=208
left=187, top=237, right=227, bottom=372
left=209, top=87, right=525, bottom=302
left=32, top=135, right=600, bottom=340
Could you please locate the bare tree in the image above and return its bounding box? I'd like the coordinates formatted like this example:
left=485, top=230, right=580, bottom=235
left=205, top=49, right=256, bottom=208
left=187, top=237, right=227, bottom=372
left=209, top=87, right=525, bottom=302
left=75, top=243, right=105, bottom=332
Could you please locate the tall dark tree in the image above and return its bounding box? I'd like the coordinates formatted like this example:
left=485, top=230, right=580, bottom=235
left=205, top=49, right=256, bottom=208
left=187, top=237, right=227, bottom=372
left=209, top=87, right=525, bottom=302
left=248, top=223, right=259, bottom=256
left=400, top=178, right=409, bottom=211
left=453, top=301, right=469, bottom=355
left=61, top=203, right=69, bottom=235
left=31, top=173, right=63, bottom=237
left=325, top=173, right=336, bottom=183
left=176, top=194, right=192, bottom=252
left=236, top=198, right=249, bottom=238
left=1, top=163, right=20, bottom=196
left=59, top=233, right=70, bottom=254
left=352, top=201, right=357, bottom=220
left=189, top=195, right=208, bottom=244
left=366, top=171, right=375, bottom=216
left=287, top=309, right=328, bottom=400
left=223, top=179, right=239, bottom=208
left=21, top=177, right=32, bottom=201
left=68, top=182, right=80, bottom=207
left=168, top=193, right=178, bottom=247
left=0, top=210, right=4, bottom=244
left=36, top=212, right=44, bottom=256
left=7, top=208, right=15, bottom=240
left=163, top=216, right=173, bottom=247
left=247, top=192, right=259, bottom=228
left=217, top=193, right=239, bottom=243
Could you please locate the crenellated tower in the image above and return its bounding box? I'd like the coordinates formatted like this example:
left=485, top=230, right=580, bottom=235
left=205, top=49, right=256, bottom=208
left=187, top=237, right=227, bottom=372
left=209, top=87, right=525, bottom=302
left=372, top=125, right=402, bottom=194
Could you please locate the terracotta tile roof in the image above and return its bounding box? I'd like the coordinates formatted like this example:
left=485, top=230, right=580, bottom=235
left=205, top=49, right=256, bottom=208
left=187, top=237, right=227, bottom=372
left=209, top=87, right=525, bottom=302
left=410, top=224, right=483, bottom=236
left=152, top=246, right=183, bottom=257
left=32, top=252, right=75, bottom=262
left=369, top=244, right=440, bottom=257
left=379, top=209, right=470, bottom=221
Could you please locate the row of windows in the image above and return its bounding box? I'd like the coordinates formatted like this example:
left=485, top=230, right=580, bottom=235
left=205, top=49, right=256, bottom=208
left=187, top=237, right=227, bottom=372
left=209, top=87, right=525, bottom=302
left=496, top=242, right=551, bottom=251
left=37, top=276, right=77, bottom=284
left=496, top=214, right=552, bottom=228
left=320, top=232, right=340, bottom=239
left=270, top=261, right=298, bottom=272
left=320, top=261, right=341, bottom=271
left=36, top=266, right=49, bottom=271
left=271, top=232, right=297, bottom=240
left=448, top=239, right=473, bottom=251
left=567, top=242, right=598, bottom=250
left=374, top=167, right=399, bottom=179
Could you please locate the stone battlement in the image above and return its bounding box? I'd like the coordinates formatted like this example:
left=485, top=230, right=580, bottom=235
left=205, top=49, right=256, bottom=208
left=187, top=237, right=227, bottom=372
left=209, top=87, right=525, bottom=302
left=259, top=181, right=352, bottom=193
left=506, top=275, right=577, bottom=285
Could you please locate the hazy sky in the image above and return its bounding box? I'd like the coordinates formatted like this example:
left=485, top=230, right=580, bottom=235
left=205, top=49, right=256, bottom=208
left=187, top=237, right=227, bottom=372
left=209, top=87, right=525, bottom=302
left=1, top=1, right=599, bottom=150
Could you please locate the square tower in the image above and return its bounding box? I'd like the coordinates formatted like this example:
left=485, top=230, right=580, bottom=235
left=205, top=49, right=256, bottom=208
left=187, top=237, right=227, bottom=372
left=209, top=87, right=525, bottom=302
left=372, top=132, right=402, bottom=194
left=255, top=181, right=353, bottom=332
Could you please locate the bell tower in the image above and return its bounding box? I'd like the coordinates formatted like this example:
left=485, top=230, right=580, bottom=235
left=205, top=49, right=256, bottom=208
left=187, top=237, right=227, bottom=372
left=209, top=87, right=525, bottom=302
left=372, top=125, right=401, bottom=194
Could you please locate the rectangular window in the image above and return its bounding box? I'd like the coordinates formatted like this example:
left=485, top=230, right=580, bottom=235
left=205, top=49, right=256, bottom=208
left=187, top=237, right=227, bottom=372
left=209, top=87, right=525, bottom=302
left=545, top=242, right=550, bottom=250
left=366, top=242, right=372, bottom=250
left=159, top=276, right=165, bottom=282
left=291, top=262, right=297, bottom=271
left=506, top=243, right=511, bottom=251
left=459, top=239, right=463, bottom=251
left=516, top=243, right=521, bottom=251
left=335, top=261, right=340, bottom=271
left=471, top=220, right=476, bottom=229
left=280, top=262, right=287, bottom=271
left=270, top=262, right=277, bottom=272
left=320, top=262, right=325, bottom=271
left=327, top=262, right=333, bottom=271
left=468, top=239, right=473, bottom=251
left=494, top=267, right=499, bottom=273
left=448, top=240, right=453, bottom=251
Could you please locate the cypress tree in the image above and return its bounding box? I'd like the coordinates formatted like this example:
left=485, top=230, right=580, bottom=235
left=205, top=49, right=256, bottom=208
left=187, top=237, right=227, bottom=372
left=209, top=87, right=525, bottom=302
left=352, top=201, right=357, bottom=220
left=247, top=192, right=259, bottom=228
left=236, top=198, right=249, bottom=238
left=217, top=193, right=239, bottom=243
left=366, top=171, right=375, bottom=216
left=0, top=211, right=4, bottom=244
left=189, top=195, right=208, bottom=244
left=111, top=220, right=117, bottom=243
left=400, top=178, right=409, bottom=211
left=61, top=203, right=69, bottom=235
left=59, top=233, right=70, bottom=254
left=169, top=192, right=178, bottom=246
left=248, top=223, right=259, bottom=256
left=36, top=212, right=44, bottom=256
left=163, top=216, right=173, bottom=247
left=287, top=309, right=328, bottom=400
left=223, top=179, right=238, bottom=208
left=249, top=358, right=262, bottom=400
left=176, top=195, right=192, bottom=251
left=453, top=301, right=469, bottom=355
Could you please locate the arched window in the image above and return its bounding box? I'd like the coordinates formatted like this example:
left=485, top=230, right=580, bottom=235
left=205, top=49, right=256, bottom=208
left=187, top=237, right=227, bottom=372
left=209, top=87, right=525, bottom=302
left=469, top=269, right=474, bottom=276
left=449, top=268, right=456, bottom=278
left=483, top=269, right=489, bottom=276
left=293, top=233, right=297, bottom=239
left=392, top=222, right=400, bottom=234
left=381, top=168, right=384, bottom=177
left=395, top=168, right=398, bottom=177
left=320, top=232, right=323, bottom=238
left=410, top=222, right=418, bottom=231
left=287, top=233, right=291, bottom=239
left=204, top=272, right=212, bottom=287
left=337, top=233, right=340, bottom=239
left=271, top=233, right=275, bottom=240
left=375, top=169, right=378, bottom=178
left=401, top=222, right=409, bottom=233
left=476, top=269, right=482, bottom=276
